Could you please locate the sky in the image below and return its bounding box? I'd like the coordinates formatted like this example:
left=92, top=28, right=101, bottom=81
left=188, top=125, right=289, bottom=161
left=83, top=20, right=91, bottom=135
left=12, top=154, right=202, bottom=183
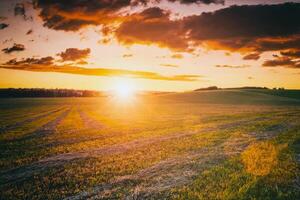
left=0, top=0, right=300, bottom=91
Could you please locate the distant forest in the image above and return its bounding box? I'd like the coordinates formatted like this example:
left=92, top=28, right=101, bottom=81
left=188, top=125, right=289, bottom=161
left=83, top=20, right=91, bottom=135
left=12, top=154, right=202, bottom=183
left=194, top=86, right=285, bottom=91
left=0, top=87, right=291, bottom=98
left=0, top=88, right=103, bottom=98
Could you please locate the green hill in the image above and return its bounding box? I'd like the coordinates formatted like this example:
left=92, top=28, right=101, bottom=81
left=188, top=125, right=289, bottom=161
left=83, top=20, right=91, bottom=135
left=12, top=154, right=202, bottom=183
left=160, top=89, right=300, bottom=105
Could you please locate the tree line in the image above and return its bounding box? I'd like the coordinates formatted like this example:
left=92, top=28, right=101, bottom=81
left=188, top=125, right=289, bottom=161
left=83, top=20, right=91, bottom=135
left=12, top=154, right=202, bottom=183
left=0, top=88, right=104, bottom=98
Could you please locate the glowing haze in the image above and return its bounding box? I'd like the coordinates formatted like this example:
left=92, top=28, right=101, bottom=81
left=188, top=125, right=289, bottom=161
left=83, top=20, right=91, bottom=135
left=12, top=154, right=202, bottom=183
left=0, top=0, right=300, bottom=91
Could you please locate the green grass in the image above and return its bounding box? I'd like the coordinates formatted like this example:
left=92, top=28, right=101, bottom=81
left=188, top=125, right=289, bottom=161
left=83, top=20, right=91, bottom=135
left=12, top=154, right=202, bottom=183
left=0, top=90, right=299, bottom=199
left=172, top=128, right=300, bottom=200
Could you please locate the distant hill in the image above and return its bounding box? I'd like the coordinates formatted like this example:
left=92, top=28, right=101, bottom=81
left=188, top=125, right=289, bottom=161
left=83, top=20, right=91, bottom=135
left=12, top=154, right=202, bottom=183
left=194, top=86, right=269, bottom=91
left=249, top=89, right=300, bottom=101
left=194, top=86, right=219, bottom=91
left=162, top=89, right=300, bottom=106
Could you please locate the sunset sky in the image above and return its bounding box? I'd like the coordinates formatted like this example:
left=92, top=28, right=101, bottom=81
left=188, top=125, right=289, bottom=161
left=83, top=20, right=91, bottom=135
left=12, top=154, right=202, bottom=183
left=0, top=0, right=300, bottom=91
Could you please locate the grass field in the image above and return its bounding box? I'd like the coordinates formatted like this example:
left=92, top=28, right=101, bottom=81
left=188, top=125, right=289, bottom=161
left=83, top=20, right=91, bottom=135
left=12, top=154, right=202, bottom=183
left=1, top=89, right=300, bottom=199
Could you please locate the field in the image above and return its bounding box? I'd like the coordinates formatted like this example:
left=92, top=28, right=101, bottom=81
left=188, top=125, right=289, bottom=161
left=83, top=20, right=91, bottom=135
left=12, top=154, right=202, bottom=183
left=0, top=89, right=300, bottom=199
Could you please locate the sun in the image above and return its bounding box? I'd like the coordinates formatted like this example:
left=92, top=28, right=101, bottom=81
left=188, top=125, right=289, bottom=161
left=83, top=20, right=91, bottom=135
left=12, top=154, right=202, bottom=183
left=112, top=79, right=137, bottom=100
left=115, top=84, right=135, bottom=98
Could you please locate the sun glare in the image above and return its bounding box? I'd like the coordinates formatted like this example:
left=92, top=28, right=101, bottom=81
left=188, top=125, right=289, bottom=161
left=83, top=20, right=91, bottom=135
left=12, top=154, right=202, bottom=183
left=113, top=79, right=137, bottom=100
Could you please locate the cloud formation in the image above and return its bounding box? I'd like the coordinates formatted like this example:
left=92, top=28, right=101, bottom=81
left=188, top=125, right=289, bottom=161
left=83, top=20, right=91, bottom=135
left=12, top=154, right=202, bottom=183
left=178, top=0, right=223, bottom=4
left=32, top=1, right=300, bottom=58
left=263, top=50, right=300, bottom=69
left=122, top=54, right=133, bottom=58
left=115, top=3, right=300, bottom=54
left=280, top=50, right=300, bottom=58
left=6, top=56, right=54, bottom=66
left=215, top=64, right=250, bottom=69
left=14, top=3, right=26, bottom=18
left=26, top=29, right=33, bottom=35
left=262, top=46, right=300, bottom=68
left=171, top=54, right=184, bottom=59
left=2, top=43, right=25, bottom=54
left=115, top=7, right=188, bottom=51
left=0, top=23, right=9, bottom=30
left=33, top=0, right=130, bottom=31
left=57, top=48, right=91, bottom=62
left=1, top=56, right=200, bottom=81
left=33, top=0, right=223, bottom=31
left=263, top=57, right=300, bottom=68
left=243, top=53, right=260, bottom=60
left=183, top=3, right=299, bottom=41
left=160, top=64, right=179, bottom=68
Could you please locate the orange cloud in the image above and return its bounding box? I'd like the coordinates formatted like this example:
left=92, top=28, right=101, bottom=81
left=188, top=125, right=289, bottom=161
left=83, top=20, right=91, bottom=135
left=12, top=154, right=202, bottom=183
left=115, top=3, right=300, bottom=55
left=33, top=1, right=300, bottom=58
left=115, top=7, right=189, bottom=52
left=263, top=56, right=300, bottom=68
left=160, top=64, right=179, bottom=68
left=0, top=62, right=200, bottom=82
left=215, top=64, right=250, bottom=69
left=57, top=48, right=91, bottom=62
left=243, top=53, right=260, bottom=60
left=171, top=54, right=184, bottom=59
left=33, top=0, right=223, bottom=31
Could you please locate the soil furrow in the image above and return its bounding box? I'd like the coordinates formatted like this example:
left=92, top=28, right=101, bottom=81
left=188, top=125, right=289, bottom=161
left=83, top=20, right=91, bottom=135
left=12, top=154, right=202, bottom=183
left=8, top=108, right=71, bottom=142
left=78, top=109, right=103, bottom=130
left=0, top=107, right=66, bottom=134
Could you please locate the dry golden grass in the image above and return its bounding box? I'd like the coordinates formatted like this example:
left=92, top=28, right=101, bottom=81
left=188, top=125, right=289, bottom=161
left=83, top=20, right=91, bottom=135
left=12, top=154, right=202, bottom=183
left=242, top=141, right=278, bottom=176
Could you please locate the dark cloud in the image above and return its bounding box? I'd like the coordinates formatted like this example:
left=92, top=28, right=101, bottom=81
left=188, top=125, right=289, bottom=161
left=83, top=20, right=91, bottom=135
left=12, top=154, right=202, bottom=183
left=115, top=7, right=189, bottom=51
left=27, top=1, right=300, bottom=58
left=215, top=64, right=250, bottom=68
left=0, top=23, right=9, bottom=30
left=57, top=48, right=91, bottom=62
left=243, top=53, right=260, bottom=60
left=6, top=56, right=54, bottom=66
left=13, top=2, right=34, bottom=21
left=9, top=1, right=300, bottom=65
left=33, top=0, right=135, bottom=31
left=254, top=36, right=300, bottom=52
left=33, top=0, right=223, bottom=31
left=263, top=56, right=300, bottom=68
left=280, top=50, right=300, bottom=58
left=2, top=43, right=25, bottom=54
left=184, top=3, right=300, bottom=40
left=183, top=3, right=300, bottom=53
left=26, top=29, right=33, bottom=35
left=14, top=3, right=26, bottom=18
left=116, top=3, right=300, bottom=54
left=263, top=47, right=300, bottom=68
left=168, top=0, right=224, bottom=4
left=0, top=16, right=7, bottom=21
